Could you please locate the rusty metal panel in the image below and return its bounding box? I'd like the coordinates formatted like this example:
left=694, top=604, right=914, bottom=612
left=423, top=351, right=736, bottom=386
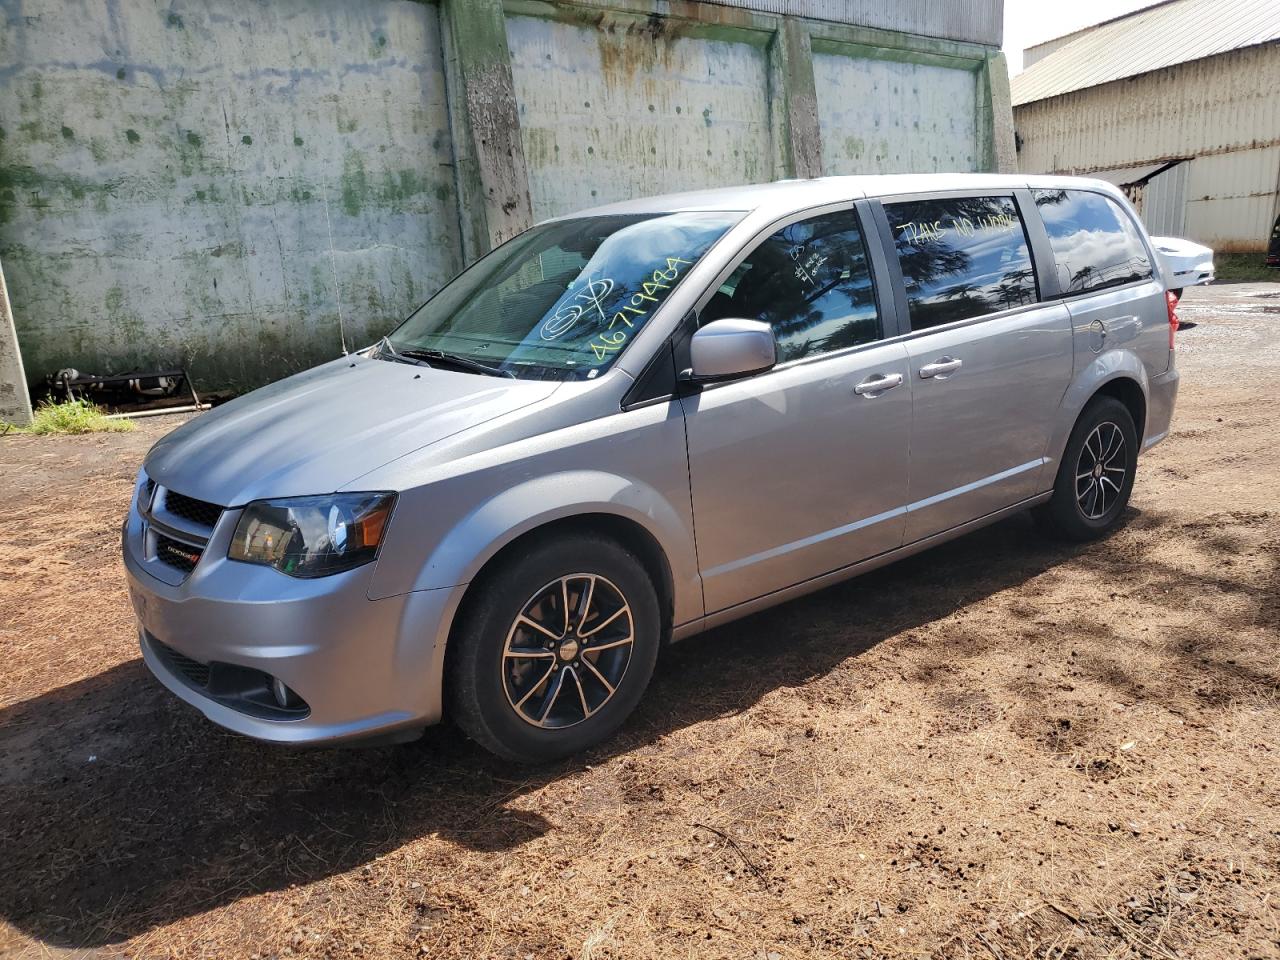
left=0, top=0, right=463, bottom=390
left=1185, top=146, right=1280, bottom=251
left=1014, top=47, right=1280, bottom=174
left=506, top=14, right=772, bottom=221
left=1142, top=161, right=1190, bottom=237
left=699, top=0, right=1003, bottom=46
left=814, top=52, right=980, bottom=175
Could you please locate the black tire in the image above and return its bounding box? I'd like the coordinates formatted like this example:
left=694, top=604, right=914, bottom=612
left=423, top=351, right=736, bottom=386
left=447, top=534, right=661, bottom=763
left=1033, top=396, right=1138, bottom=542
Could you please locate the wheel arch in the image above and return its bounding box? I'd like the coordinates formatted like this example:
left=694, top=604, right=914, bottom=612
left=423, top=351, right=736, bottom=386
left=1043, top=350, right=1151, bottom=490
left=1092, top=376, right=1147, bottom=445
left=453, top=511, right=676, bottom=647
left=435, top=511, right=678, bottom=726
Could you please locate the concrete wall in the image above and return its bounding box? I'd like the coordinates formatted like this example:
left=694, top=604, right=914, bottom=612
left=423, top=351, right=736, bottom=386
left=814, top=52, right=981, bottom=175
left=0, top=0, right=462, bottom=392
left=1013, top=45, right=1280, bottom=251
left=1, top=0, right=1012, bottom=394
left=506, top=14, right=773, bottom=221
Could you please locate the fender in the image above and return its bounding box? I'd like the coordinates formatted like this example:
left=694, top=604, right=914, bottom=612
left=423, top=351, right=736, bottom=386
left=399, top=469, right=701, bottom=622
left=1039, top=348, right=1150, bottom=490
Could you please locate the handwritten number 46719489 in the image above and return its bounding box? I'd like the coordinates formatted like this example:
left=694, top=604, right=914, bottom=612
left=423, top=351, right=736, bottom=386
left=588, top=257, right=690, bottom=363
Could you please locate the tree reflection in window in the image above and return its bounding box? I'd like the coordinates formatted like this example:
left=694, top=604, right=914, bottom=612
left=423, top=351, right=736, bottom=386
left=885, top=196, right=1039, bottom=331
left=1033, top=189, right=1151, bottom=294
left=700, top=211, right=881, bottom=363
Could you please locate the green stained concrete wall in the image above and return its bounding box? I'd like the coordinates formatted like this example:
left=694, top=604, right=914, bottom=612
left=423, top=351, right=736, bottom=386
left=507, top=13, right=773, bottom=221
left=0, top=0, right=462, bottom=391
left=0, top=0, right=1011, bottom=394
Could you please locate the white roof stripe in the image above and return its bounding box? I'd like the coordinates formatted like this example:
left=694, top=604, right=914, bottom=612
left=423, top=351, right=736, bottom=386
left=1011, top=0, right=1280, bottom=106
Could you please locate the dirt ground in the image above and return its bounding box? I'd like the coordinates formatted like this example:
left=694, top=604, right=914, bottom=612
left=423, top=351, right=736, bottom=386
left=1, top=283, right=1278, bottom=959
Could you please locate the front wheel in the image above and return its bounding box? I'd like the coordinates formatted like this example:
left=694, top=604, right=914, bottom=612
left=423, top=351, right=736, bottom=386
left=1034, top=396, right=1138, bottom=541
left=447, top=535, right=661, bottom=763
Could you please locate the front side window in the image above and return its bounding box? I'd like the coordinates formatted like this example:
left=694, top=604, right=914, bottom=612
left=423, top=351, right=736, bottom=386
left=1032, top=189, right=1152, bottom=294
left=700, top=211, right=880, bottom=363
left=885, top=196, right=1039, bottom=330
left=387, top=211, right=741, bottom=380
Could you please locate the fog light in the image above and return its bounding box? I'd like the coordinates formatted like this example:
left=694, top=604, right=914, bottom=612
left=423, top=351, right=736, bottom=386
left=271, top=677, right=298, bottom=709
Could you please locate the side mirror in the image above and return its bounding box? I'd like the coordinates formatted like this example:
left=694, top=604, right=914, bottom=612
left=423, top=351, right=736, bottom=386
left=685, top=318, right=776, bottom=382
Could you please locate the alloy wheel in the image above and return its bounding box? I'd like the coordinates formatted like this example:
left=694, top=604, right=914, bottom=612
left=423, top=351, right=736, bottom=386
left=501, top=574, right=635, bottom=729
left=1075, top=421, right=1127, bottom=520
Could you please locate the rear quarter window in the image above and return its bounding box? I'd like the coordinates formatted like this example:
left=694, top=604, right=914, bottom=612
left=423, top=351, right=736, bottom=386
left=884, top=196, right=1039, bottom=331
left=1032, top=189, right=1152, bottom=294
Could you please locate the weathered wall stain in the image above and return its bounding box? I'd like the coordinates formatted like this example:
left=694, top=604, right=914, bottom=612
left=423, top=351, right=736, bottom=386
left=508, top=13, right=772, bottom=222
left=0, top=0, right=462, bottom=391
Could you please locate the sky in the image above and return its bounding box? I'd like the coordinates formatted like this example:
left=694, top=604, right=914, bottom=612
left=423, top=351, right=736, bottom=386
left=1002, top=0, right=1161, bottom=74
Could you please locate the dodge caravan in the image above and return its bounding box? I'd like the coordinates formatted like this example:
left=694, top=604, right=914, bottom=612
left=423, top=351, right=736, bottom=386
left=123, top=174, right=1180, bottom=761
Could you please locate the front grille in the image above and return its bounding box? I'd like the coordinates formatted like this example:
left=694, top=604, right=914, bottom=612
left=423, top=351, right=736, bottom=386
left=155, top=534, right=202, bottom=572
left=152, top=636, right=210, bottom=687
left=163, top=490, right=223, bottom=529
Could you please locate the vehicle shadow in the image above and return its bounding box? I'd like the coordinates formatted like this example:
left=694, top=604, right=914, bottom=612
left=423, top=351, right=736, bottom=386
left=0, top=512, right=1084, bottom=949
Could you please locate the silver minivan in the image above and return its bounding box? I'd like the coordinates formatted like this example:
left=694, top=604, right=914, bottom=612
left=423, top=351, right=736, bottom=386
left=123, top=174, right=1180, bottom=761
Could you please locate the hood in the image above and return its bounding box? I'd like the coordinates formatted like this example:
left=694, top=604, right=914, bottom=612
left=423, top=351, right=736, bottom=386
left=1151, top=236, right=1213, bottom=259
left=144, top=356, right=560, bottom=505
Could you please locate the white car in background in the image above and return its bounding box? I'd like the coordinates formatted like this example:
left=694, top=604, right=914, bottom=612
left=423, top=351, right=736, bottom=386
left=1151, top=236, right=1215, bottom=296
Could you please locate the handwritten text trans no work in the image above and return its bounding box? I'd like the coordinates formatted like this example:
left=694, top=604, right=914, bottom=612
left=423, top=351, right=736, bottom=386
left=895, top=212, right=1018, bottom=246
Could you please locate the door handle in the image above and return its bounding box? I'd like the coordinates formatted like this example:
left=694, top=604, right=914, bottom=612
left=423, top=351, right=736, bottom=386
left=853, top=372, right=904, bottom=396
left=919, top=357, right=962, bottom=379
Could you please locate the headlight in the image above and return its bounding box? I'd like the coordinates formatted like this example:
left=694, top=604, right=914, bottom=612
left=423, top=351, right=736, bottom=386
left=228, top=493, right=396, bottom=578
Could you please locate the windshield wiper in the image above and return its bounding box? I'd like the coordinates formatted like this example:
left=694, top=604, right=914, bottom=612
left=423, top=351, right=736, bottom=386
left=399, top=348, right=515, bottom=379
left=372, top=336, right=427, bottom=367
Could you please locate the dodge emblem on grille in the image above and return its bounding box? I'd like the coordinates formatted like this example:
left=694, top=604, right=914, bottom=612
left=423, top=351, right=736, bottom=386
left=159, top=541, right=202, bottom=567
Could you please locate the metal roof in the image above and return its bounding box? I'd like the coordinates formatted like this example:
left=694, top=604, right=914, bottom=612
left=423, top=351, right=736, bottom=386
left=1011, top=0, right=1280, bottom=106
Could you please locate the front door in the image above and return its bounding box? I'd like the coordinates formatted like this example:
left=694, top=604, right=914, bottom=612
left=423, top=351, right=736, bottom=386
left=880, top=194, right=1074, bottom=542
left=681, top=208, right=912, bottom=614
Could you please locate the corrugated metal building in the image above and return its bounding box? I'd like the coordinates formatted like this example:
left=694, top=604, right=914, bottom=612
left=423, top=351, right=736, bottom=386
left=1011, top=0, right=1280, bottom=251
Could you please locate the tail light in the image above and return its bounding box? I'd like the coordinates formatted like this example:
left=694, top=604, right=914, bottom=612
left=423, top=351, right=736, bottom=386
left=1166, top=289, right=1180, bottom=350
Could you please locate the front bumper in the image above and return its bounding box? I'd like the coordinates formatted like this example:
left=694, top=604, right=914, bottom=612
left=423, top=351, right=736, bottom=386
left=123, top=484, right=457, bottom=745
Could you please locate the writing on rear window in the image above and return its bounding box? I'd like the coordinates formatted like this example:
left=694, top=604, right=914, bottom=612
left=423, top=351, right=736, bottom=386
left=885, top=196, right=1038, bottom=331
left=894, top=212, right=1019, bottom=246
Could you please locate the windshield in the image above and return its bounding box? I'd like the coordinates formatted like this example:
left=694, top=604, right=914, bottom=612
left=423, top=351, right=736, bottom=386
left=384, top=211, right=742, bottom=380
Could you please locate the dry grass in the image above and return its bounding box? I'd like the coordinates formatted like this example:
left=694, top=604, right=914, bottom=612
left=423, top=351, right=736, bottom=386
left=1, top=289, right=1278, bottom=959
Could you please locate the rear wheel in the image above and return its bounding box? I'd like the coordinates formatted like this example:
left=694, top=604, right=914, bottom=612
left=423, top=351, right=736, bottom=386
left=1034, top=396, right=1138, bottom=541
left=447, top=535, right=660, bottom=763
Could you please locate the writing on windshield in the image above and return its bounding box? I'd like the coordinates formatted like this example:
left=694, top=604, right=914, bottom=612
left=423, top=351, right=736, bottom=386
left=386, top=211, right=741, bottom=381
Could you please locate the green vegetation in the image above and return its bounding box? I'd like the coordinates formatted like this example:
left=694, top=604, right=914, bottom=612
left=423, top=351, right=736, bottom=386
left=1215, top=253, right=1277, bottom=284
left=5, top=399, right=135, bottom=435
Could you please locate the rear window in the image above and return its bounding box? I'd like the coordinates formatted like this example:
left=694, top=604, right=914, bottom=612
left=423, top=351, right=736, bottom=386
left=884, top=196, right=1039, bottom=330
left=1032, top=189, right=1152, bottom=294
